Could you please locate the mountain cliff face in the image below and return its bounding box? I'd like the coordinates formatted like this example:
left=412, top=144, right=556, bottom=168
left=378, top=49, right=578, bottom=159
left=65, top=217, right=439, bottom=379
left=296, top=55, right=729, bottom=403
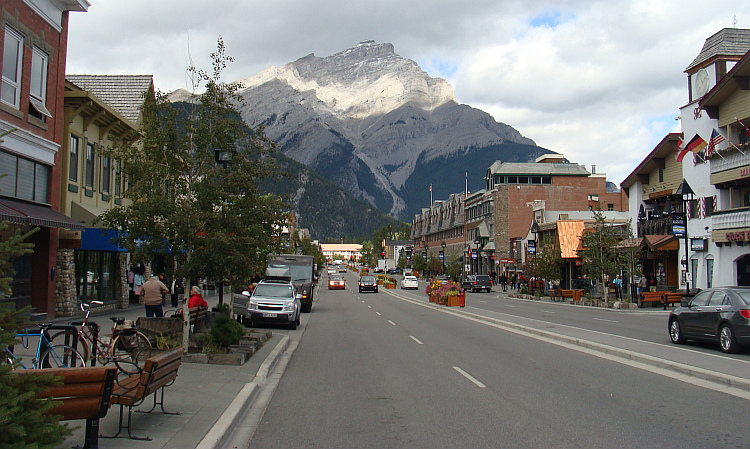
left=198, top=41, right=544, bottom=221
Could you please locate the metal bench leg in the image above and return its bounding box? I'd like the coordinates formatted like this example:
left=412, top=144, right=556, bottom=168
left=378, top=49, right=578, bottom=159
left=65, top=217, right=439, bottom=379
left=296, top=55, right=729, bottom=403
left=136, top=386, right=180, bottom=415
left=101, top=404, right=152, bottom=441
left=82, top=417, right=100, bottom=449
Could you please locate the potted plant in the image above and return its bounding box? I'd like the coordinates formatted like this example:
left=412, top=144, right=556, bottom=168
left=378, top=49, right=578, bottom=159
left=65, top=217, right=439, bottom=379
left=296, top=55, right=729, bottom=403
left=384, top=277, right=397, bottom=289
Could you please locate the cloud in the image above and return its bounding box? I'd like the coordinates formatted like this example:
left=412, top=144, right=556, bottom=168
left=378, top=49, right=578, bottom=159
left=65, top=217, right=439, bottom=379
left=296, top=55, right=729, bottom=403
left=66, top=0, right=750, bottom=186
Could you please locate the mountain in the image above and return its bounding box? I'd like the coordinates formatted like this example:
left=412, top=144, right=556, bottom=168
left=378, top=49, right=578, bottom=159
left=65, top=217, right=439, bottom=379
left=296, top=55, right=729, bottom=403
left=230, top=41, right=547, bottom=221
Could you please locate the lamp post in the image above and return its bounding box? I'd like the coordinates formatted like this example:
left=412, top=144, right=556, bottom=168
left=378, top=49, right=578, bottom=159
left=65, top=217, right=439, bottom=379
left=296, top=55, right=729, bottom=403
left=440, top=241, right=446, bottom=275
left=675, top=179, right=695, bottom=295
left=474, top=238, right=481, bottom=274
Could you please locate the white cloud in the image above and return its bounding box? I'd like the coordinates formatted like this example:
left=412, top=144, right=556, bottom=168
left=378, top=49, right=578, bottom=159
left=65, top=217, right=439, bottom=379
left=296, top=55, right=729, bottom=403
left=67, top=0, right=750, bottom=186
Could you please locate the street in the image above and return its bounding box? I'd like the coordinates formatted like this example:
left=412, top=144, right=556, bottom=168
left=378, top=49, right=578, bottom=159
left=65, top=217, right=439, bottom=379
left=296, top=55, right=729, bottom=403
left=241, top=271, right=750, bottom=448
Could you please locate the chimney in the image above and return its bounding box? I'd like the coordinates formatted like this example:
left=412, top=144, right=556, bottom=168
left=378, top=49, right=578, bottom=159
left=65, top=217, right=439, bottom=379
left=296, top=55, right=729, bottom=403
left=591, top=165, right=596, bottom=174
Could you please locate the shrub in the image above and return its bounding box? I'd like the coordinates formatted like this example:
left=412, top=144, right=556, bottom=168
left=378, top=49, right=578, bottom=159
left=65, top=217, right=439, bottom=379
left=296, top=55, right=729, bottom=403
left=209, top=315, right=245, bottom=348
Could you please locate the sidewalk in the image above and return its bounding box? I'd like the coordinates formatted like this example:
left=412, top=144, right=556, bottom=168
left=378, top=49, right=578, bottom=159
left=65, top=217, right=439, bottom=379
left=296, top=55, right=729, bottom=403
left=56, top=292, right=285, bottom=449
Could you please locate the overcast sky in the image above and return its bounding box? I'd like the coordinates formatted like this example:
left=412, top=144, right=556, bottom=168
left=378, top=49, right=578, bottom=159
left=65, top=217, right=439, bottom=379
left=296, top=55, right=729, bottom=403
left=66, top=0, right=750, bottom=186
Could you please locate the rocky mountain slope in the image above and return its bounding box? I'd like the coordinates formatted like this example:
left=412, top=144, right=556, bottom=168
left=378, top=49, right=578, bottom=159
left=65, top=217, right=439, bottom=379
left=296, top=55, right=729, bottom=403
left=171, top=41, right=547, bottom=222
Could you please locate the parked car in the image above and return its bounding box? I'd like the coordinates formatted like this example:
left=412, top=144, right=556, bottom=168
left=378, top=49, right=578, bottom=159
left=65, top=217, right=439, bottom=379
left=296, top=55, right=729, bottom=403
left=327, top=266, right=338, bottom=275
left=436, top=274, right=451, bottom=284
left=234, top=277, right=301, bottom=330
left=461, top=275, right=492, bottom=292
left=388, top=267, right=400, bottom=275
left=668, top=286, right=750, bottom=353
left=328, top=275, right=346, bottom=290
left=400, top=275, right=419, bottom=290
left=358, top=275, right=378, bottom=293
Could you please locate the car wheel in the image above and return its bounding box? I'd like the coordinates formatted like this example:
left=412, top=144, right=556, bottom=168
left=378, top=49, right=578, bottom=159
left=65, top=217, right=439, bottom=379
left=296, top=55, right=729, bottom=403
left=296, top=314, right=301, bottom=326
left=669, top=319, right=686, bottom=344
left=719, top=324, right=740, bottom=353
left=289, top=320, right=297, bottom=330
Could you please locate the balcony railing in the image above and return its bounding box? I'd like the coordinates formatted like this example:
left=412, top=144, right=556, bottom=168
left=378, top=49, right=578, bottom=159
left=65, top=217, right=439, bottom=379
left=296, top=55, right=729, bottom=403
left=637, top=216, right=673, bottom=237
left=711, top=149, right=750, bottom=174
left=712, top=207, right=750, bottom=230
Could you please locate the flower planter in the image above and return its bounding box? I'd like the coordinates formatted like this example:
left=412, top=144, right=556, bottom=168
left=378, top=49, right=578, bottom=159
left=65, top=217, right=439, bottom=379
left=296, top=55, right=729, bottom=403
left=377, top=279, right=383, bottom=285
left=446, top=295, right=460, bottom=307
left=385, top=283, right=396, bottom=289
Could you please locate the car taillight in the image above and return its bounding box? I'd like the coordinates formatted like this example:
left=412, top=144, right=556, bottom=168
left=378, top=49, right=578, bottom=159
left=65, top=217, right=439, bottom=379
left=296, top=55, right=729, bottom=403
left=740, top=310, right=750, bottom=319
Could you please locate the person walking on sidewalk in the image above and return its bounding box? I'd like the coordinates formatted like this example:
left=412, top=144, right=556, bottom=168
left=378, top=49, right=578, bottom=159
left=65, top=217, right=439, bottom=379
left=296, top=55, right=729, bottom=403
left=170, top=276, right=184, bottom=308
left=141, top=273, right=169, bottom=317
left=613, top=274, right=623, bottom=300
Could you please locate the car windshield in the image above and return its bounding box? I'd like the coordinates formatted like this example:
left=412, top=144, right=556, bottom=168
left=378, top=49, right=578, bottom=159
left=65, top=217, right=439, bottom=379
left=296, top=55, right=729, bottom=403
left=477, top=275, right=490, bottom=281
left=331, top=276, right=344, bottom=281
left=253, top=284, right=294, bottom=298
left=361, top=276, right=375, bottom=282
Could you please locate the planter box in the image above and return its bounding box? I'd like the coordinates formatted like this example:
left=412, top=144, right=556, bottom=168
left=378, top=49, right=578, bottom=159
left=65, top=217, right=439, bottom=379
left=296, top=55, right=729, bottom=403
left=377, top=279, right=383, bottom=285
left=446, top=295, right=460, bottom=307
left=385, top=283, right=396, bottom=289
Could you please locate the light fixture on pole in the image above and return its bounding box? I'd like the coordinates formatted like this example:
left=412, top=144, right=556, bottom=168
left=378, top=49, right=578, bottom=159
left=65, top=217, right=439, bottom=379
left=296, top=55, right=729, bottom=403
left=675, top=179, right=694, bottom=295
left=440, top=241, right=446, bottom=275
left=474, top=238, right=481, bottom=274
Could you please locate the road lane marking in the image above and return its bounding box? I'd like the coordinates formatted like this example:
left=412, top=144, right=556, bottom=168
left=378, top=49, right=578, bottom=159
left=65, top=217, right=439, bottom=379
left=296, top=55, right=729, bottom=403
left=388, top=320, right=396, bottom=326
left=453, top=366, right=486, bottom=388
left=410, top=336, right=423, bottom=345
left=540, top=310, right=556, bottom=314
left=592, top=317, right=617, bottom=323
left=368, top=305, right=372, bottom=309
left=376, top=312, right=381, bottom=315
left=504, top=304, right=516, bottom=308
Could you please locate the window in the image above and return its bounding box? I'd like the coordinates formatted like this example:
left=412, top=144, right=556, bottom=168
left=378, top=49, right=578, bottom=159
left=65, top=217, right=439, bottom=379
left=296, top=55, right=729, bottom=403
left=114, top=159, right=121, bottom=196
left=69, top=135, right=79, bottom=182
left=28, top=46, right=51, bottom=119
left=101, top=156, right=110, bottom=194
left=607, top=204, right=614, bottom=211
left=84, top=143, right=95, bottom=189
left=704, top=196, right=714, bottom=217
left=658, top=169, right=664, bottom=183
left=2, top=26, right=23, bottom=108
left=0, top=151, right=50, bottom=203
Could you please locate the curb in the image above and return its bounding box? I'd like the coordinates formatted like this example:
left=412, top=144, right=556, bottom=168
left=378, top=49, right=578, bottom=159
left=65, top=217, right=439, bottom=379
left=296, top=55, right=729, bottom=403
left=196, top=335, right=291, bottom=449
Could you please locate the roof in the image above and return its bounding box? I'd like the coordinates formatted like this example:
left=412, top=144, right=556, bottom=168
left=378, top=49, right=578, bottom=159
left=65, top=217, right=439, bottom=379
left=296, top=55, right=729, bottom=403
left=556, top=221, right=585, bottom=259
left=700, top=49, right=750, bottom=110
left=685, top=28, right=750, bottom=73
left=66, top=75, right=153, bottom=123
left=620, top=133, right=682, bottom=188
left=488, top=161, right=590, bottom=176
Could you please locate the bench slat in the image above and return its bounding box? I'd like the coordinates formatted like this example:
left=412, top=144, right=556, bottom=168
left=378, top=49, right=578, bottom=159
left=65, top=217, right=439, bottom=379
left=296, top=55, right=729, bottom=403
left=50, top=397, right=105, bottom=420
left=41, top=381, right=108, bottom=399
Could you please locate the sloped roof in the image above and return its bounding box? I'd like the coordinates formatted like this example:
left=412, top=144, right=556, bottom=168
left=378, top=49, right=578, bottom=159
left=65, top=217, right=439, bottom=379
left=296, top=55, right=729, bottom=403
left=66, top=75, right=153, bottom=123
left=685, top=28, right=750, bottom=72
left=557, top=220, right=585, bottom=259
left=488, top=161, right=590, bottom=176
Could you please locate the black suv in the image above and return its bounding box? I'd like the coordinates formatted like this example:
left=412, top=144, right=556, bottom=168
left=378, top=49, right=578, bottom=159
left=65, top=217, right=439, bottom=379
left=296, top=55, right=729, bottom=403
left=462, top=275, right=492, bottom=293
left=358, top=275, right=378, bottom=293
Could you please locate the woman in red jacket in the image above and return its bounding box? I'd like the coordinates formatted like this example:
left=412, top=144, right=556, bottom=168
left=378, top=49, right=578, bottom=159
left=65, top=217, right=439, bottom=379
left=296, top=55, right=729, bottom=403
left=188, top=286, right=208, bottom=308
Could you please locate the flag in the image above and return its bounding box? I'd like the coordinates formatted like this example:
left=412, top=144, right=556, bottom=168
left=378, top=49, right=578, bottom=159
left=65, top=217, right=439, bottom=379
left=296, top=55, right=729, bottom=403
left=685, top=134, right=707, bottom=154
left=675, top=137, right=691, bottom=162
left=429, top=184, right=432, bottom=192
left=706, top=129, right=725, bottom=158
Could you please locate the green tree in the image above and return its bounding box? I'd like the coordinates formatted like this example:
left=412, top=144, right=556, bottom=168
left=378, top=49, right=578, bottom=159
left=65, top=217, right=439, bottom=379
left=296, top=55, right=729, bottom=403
left=100, top=39, right=285, bottom=348
left=412, top=252, right=428, bottom=275
left=444, top=254, right=464, bottom=282
left=359, top=241, right=375, bottom=267
left=578, top=210, right=634, bottom=300
left=527, top=234, right=564, bottom=283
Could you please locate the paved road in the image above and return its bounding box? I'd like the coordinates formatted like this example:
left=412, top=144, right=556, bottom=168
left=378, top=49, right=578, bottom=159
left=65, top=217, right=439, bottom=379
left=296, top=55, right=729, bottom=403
left=243, top=271, right=750, bottom=448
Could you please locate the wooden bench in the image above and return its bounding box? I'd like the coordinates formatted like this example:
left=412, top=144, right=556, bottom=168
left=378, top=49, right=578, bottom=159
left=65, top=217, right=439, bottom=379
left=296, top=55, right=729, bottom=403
left=104, top=347, right=183, bottom=440
left=548, top=289, right=563, bottom=301
left=639, top=291, right=681, bottom=309
left=16, top=366, right=116, bottom=449
left=189, top=306, right=208, bottom=332
left=560, top=289, right=584, bottom=302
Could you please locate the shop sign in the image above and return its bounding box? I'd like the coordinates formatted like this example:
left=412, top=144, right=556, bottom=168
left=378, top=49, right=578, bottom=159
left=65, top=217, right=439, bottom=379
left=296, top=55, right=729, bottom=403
left=672, top=214, right=685, bottom=237
left=726, top=231, right=750, bottom=242
left=690, top=238, right=707, bottom=251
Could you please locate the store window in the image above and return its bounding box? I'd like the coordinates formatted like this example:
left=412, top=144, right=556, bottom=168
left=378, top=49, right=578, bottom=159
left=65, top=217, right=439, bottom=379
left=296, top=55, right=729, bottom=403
left=75, top=251, right=117, bottom=303
left=1, top=26, right=23, bottom=108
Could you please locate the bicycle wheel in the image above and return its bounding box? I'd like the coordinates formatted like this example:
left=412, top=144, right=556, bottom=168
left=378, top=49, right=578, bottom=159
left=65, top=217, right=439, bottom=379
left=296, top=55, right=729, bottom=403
left=39, top=344, right=87, bottom=368
left=111, top=331, right=151, bottom=373
left=49, top=330, right=90, bottom=366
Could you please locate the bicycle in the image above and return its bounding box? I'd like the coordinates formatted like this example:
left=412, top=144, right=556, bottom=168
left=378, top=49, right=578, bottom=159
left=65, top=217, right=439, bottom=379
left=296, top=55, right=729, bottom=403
left=4, top=323, right=86, bottom=369
left=49, top=301, right=152, bottom=374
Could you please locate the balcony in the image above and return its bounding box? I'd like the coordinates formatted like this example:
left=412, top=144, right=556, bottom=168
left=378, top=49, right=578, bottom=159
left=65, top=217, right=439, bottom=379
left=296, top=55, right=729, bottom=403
left=711, top=150, right=750, bottom=186
left=637, top=216, right=674, bottom=238
left=712, top=207, right=750, bottom=230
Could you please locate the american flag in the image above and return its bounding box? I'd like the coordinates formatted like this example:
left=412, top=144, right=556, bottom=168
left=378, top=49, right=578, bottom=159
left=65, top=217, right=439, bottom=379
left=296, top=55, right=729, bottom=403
left=706, top=129, right=726, bottom=158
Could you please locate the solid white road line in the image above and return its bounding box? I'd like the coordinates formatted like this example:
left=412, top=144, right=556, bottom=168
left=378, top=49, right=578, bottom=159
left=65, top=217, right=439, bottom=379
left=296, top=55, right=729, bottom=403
left=592, top=317, right=618, bottom=323
left=410, top=336, right=423, bottom=345
left=453, top=366, right=486, bottom=388
left=539, top=310, right=556, bottom=314
left=388, top=320, right=396, bottom=326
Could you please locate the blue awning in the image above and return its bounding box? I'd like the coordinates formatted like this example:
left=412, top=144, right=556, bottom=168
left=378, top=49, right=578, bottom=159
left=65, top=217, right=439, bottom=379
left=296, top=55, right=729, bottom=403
left=80, top=228, right=128, bottom=252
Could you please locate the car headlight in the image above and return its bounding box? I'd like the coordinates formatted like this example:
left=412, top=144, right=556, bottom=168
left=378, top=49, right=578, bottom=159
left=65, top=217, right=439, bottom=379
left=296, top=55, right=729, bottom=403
left=284, top=303, right=297, bottom=312
left=247, top=300, right=258, bottom=310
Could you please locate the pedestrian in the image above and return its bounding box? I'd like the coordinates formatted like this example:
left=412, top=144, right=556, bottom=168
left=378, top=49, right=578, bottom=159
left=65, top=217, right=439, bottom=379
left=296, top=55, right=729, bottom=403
left=638, top=275, right=648, bottom=295
left=170, top=276, right=184, bottom=308
left=613, top=274, right=622, bottom=300
left=188, top=286, right=208, bottom=309
left=499, top=273, right=507, bottom=292
left=140, top=273, right=169, bottom=317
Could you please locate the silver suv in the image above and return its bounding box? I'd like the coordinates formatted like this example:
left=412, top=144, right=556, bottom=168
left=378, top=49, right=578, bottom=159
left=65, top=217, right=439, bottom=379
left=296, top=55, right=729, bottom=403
left=234, top=277, right=301, bottom=330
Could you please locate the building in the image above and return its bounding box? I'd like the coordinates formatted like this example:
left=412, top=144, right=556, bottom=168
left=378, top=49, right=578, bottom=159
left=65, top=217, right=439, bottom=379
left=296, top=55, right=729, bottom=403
left=52, top=75, right=152, bottom=315
left=320, top=243, right=362, bottom=263
left=0, top=0, right=89, bottom=317
left=488, top=154, right=627, bottom=276
left=410, top=192, right=465, bottom=269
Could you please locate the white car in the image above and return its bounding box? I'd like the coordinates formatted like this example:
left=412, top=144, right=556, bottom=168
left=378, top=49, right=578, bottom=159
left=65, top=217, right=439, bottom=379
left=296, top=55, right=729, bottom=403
left=400, top=275, right=419, bottom=290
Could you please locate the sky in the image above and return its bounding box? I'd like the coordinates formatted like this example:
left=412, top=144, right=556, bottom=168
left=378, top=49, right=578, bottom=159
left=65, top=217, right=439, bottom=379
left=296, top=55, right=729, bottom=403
left=66, top=0, right=750, bottom=186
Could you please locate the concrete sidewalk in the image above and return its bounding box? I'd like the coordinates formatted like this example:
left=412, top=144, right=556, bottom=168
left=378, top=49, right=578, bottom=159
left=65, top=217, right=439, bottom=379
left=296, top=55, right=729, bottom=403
left=55, top=293, right=286, bottom=449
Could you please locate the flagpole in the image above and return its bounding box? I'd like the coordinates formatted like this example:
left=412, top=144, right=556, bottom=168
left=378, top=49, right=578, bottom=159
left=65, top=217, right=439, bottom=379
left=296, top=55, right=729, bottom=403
left=430, top=184, right=433, bottom=205
left=465, top=172, right=468, bottom=198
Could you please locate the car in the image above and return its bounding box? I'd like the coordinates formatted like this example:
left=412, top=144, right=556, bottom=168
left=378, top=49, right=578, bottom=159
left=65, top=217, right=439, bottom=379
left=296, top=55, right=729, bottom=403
left=388, top=267, right=400, bottom=275
left=338, top=265, right=347, bottom=273
left=668, top=287, right=750, bottom=353
left=436, top=274, right=451, bottom=285
left=327, top=267, right=338, bottom=275
left=461, top=275, right=492, bottom=292
left=234, top=276, right=301, bottom=330
left=358, top=275, right=378, bottom=293
left=328, top=275, right=346, bottom=290
left=400, top=275, right=419, bottom=290
left=403, top=268, right=414, bottom=276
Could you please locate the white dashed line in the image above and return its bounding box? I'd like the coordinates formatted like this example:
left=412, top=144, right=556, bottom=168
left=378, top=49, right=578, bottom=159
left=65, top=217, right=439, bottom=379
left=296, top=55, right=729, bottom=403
left=410, top=336, right=423, bottom=345
left=453, top=366, right=486, bottom=388
left=592, top=317, right=617, bottom=323
left=539, top=310, right=556, bottom=314
left=376, top=312, right=381, bottom=315
left=388, top=320, right=396, bottom=326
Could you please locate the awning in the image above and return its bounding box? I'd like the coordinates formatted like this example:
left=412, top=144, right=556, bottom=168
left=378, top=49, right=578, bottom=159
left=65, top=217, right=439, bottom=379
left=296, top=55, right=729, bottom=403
left=0, top=198, right=84, bottom=231
left=483, top=241, right=495, bottom=252
left=71, top=201, right=108, bottom=228
left=80, top=228, right=127, bottom=252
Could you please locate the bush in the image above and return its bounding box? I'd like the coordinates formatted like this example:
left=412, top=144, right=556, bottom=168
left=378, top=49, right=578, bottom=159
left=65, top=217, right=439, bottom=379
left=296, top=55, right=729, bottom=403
left=209, top=314, right=245, bottom=348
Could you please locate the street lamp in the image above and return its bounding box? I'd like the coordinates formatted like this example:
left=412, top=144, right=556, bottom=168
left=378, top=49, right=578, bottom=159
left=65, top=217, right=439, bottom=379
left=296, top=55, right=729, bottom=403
left=474, top=238, right=481, bottom=274
left=675, top=179, right=694, bottom=295
left=440, top=241, right=446, bottom=275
